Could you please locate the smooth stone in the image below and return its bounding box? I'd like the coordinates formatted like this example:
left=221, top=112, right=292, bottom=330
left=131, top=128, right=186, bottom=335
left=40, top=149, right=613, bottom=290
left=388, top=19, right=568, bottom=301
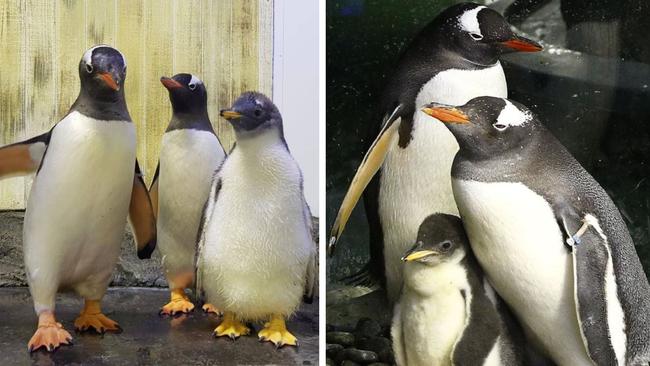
left=327, top=331, right=356, bottom=347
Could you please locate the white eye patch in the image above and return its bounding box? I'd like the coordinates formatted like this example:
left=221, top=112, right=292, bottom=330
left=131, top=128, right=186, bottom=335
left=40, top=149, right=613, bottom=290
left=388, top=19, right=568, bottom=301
left=458, top=6, right=486, bottom=36
left=495, top=99, right=532, bottom=128
left=189, top=74, right=202, bottom=87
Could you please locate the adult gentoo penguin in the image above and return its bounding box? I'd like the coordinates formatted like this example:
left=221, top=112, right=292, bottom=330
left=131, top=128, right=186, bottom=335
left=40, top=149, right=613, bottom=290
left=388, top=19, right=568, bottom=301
left=0, top=45, right=156, bottom=352
left=392, top=213, right=524, bottom=366
left=151, top=74, right=225, bottom=316
left=422, top=96, right=650, bottom=365
left=196, top=92, right=317, bottom=347
left=328, top=2, right=542, bottom=301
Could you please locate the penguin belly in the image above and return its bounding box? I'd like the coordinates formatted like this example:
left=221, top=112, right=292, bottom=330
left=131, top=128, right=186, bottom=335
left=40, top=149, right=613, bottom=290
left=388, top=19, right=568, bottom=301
left=23, top=112, right=136, bottom=312
left=157, top=129, right=223, bottom=285
left=379, top=63, right=507, bottom=301
left=452, top=179, right=592, bottom=366
left=393, top=264, right=469, bottom=366
left=202, top=146, right=312, bottom=320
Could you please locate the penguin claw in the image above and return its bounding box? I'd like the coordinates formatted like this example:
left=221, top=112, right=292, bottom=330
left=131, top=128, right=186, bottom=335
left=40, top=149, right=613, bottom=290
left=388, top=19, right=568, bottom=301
left=74, top=312, right=120, bottom=333
left=160, top=298, right=195, bottom=316
left=27, top=323, right=73, bottom=353
left=257, top=318, right=298, bottom=349
left=213, top=314, right=250, bottom=340
left=202, top=303, right=223, bottom=316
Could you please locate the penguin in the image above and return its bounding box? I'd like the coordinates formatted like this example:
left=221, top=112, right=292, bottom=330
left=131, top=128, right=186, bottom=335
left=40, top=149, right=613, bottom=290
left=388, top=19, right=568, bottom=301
left=151, top=73, right=226, bottom=316
left=0, top=45, right=157, bottom=352
left=327, top=2, right=542, bottom=302
left=195, top=91, right=317, bottom=348
left=421, top=96, right=650, bottom=365
left=392, top=213, right=524, bottom=366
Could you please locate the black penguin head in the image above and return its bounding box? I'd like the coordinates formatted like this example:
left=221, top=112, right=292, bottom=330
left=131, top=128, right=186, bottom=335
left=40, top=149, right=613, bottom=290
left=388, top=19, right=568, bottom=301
left=160, top=74, right=208, bottom=114
left=78, top=45, right=126, bottom=100
left=401, top=214, right=468, bottom=266
left=220, top=92, right=282, bottom=136
left=422, top=96, right=539, bottom=160
left=424, top=3, right=541, bottom=65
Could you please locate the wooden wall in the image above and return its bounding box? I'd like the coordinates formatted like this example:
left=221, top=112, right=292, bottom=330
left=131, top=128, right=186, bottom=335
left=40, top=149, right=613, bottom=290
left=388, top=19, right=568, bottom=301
left=0, top=0, right=273, bottom=209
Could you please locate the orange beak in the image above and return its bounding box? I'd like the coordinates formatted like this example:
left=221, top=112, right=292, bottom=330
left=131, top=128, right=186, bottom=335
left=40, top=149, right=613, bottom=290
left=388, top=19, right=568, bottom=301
left=97, top=72, right=119, bottom=91
left=500, top=37, right=543, bottom=52
left=421, top=106, right=470, bottom=124
left=160, top=77, right=183, bottom=90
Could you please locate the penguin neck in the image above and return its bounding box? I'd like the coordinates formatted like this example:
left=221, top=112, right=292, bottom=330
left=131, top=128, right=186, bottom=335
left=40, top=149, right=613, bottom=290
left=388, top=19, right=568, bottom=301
left=234, top=126, right=288, bottom=157
left=404, top=260, right=468, bottom=297
left=71, top=88, right=131, bottom=122
left=167, top=110, right=214, bottom=133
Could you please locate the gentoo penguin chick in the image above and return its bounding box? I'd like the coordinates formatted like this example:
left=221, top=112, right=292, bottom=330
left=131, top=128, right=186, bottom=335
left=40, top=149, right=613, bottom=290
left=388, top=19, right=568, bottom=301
left=422, top=97, right=650, bottom=365
left=151, top=74, right=226, bottom=316
left=392, top=213, right=523, bottom=366
left=328, top=2, right=542, bottom=301
left=196, top=92, right=317, bottom=347
left=0, top=45, right=156, bottom=352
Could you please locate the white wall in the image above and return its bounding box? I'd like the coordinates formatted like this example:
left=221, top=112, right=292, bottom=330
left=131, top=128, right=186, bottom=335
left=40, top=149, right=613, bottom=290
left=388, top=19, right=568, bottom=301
left=273, top=0, right=319, bottom=213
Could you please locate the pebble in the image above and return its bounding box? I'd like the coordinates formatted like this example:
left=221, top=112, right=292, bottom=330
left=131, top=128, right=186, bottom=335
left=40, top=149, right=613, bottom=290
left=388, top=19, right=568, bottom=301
left=341, top=361, right=361, bottom=366
left=326, top=358, right=336, bottom=366
left=345, top=348, right=379, bottom=363
left=354, top=318, right=382, bottom=337
left=355, top=336, right=394, bottom=363
left=327, top=331, right=356, bottom=347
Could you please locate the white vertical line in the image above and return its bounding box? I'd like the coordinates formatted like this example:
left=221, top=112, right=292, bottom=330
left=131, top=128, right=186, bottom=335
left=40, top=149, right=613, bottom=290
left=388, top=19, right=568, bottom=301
left=318, top=0, right=326, bottom=359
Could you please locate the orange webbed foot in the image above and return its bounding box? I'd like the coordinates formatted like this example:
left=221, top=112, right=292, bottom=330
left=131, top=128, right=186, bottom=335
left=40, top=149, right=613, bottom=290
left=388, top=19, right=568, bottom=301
left=28, top=312, right=72, bottom=352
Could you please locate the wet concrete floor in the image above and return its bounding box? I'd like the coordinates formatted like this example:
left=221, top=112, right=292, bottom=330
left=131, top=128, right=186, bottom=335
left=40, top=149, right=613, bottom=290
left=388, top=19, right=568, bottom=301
left=0, top=288, right=318, bottom=365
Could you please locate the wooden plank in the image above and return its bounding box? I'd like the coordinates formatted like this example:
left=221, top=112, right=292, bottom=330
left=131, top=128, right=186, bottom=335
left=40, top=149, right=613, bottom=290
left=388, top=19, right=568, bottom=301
left=85, top=0, right=116, bottom=47
left=116, top=0, right=148, bottom=181
left=55, top=0, right=86, bottom=120
left=173, top=0, right=203, bottom=75
left=23, top=0, right=58, bottom=202
left=0, top=0, right=26, bottom=209
left=142, top=0, right=174, bottom=185
left=203, top=0, right=234, bottom=149
left=258, top=0, right=273, bottom=96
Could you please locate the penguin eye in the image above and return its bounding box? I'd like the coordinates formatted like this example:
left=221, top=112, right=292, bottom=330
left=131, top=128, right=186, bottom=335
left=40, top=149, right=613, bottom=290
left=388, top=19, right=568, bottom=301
left=188, top=83, right=196, bottom=91
left=493, top=123, right=508, bottom=131
left=440, top=241, right=453, bottom=251
left=469, top=33, right=483, bottom=41
left=254, top=109, right=262, bottom=117
left=85, top=63, right=93, bottom=73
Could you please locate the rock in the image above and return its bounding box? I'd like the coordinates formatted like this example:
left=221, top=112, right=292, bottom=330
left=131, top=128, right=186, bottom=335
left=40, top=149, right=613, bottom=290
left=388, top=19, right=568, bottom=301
left=327, top=331, right=355, bottom=347
left=327, top=343, right=345, bottom=360
left=344, top=348, right=379, bottom=363
left=326, top=358, right=336, bottom=366
left=355, top=336, right=394, bottom=363
left=354, top=317, right=382, bottom=338
left=368, top=363, right=391, bottom=366
left=341, top=361, right=361, bottom=366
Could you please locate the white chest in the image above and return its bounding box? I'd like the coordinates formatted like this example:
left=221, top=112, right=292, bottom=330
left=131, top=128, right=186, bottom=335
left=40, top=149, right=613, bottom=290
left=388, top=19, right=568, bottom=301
left=378, top=63, right=507, bottom=300
left=452, top=179, right=592, bottom=365
left=399, top=264, right=470, bottom=366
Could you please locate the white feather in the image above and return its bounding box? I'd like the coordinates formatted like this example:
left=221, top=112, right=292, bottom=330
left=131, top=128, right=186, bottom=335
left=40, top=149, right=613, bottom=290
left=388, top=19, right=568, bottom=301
left=394, top=261, right=470, bottom=366
left=380, top=63, right=507, bottom=301
left=452, top=179, right=593, bottom=365
left=496, top=99, right=532, bottom=127
left=24, top=111, right=135, bottom=313
left=157, top=129, right=224, bottom=288
left=199, top=128, right=314, bottom=320
left=458, top=6, right=487, bottom=35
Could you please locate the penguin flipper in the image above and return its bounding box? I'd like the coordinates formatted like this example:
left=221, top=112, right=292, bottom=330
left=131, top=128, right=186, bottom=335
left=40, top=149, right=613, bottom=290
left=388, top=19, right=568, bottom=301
left=0, top=130, right=52, bottom=179
left=558, top=208, right=622, bottom=366
left=302, top=199, right=317, bottom=303
left=129, top=160, right=157, bottom=259
left=451, top=288, right=501, bottom=366
left=148, top=162, right=159, bottom=219
left=328, top=103, right=404, bottom=255
left=194, top=175, right=222, bottom=303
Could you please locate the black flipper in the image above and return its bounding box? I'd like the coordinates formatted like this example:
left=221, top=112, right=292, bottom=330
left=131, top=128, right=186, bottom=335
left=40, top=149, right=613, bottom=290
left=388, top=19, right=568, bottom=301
left=328, top=103, right=404, bottom=256
left=129, top=160, right=157, bottom=259
left=557, top=206, right=621, bottom=366
left=0, top=130, right=52, bottom=179
left=194, top=175, right=222, bottom=303
left=148, top=163, right=160, bottom=219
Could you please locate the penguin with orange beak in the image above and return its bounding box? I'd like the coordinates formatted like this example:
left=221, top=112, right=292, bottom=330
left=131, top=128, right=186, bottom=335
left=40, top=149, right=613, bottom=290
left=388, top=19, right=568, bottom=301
left=0, top=45, right=157, bottom=352
left=328, top=2, right=543, bottom=303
